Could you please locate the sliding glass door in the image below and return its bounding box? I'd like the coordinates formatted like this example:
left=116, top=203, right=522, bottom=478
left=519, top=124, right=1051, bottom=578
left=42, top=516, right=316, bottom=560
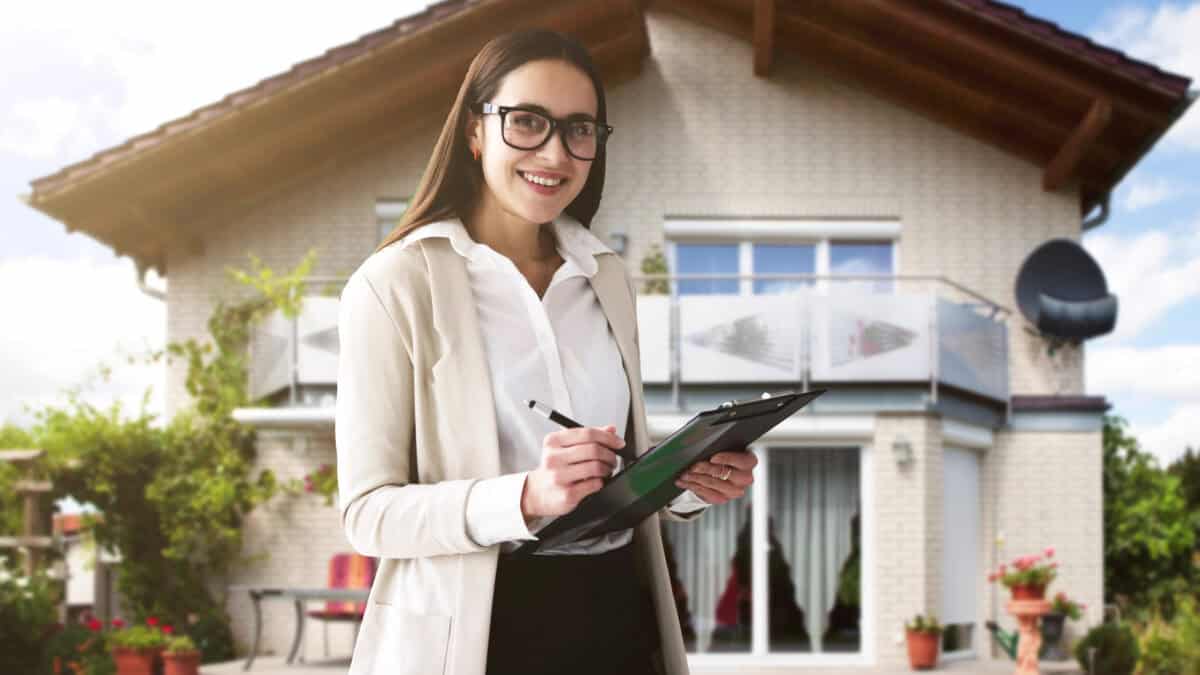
left=662, top=446, right=863, bottom=657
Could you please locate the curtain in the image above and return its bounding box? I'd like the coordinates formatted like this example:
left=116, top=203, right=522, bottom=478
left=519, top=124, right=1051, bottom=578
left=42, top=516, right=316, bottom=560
left=662, top=447, right=859, bottom=654
left=770, top=448, right=859, bottom=652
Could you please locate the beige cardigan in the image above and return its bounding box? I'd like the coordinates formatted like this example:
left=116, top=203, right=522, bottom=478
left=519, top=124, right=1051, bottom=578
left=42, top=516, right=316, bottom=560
left=335, top=232, right=702, bottom=675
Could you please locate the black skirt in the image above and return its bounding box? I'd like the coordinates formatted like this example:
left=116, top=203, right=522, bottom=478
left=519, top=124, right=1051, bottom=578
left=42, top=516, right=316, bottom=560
left=485, top=541, right=663, bottom=675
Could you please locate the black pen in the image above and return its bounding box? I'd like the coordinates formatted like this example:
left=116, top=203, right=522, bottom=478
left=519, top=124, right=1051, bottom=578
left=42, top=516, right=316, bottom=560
left=526, top=399, right=638, bottom=463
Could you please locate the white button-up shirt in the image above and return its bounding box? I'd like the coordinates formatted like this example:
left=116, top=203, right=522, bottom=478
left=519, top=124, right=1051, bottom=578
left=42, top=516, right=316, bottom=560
left=397, top=213, right=708, bottom=555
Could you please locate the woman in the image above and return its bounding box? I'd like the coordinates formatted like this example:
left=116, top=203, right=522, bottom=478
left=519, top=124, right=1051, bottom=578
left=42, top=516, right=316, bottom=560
left=336, top=29, right=756, bottom=675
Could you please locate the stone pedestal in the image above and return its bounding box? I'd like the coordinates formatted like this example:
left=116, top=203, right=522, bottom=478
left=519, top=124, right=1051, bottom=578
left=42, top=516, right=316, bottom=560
left=1007, top=599, right=1052, bottom=675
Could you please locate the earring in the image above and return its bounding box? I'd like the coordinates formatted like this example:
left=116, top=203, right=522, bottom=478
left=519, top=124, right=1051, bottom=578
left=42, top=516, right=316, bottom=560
left=472, top=147, right=480, bottom=161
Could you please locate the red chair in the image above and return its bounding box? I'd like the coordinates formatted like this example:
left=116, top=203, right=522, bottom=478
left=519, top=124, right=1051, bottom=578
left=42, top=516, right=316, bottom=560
left=304, top=553, right=377, bottom=660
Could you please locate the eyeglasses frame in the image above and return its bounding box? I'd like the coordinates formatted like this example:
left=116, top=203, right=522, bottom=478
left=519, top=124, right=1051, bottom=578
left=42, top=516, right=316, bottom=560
left=473, top=101, right=614, bottom=161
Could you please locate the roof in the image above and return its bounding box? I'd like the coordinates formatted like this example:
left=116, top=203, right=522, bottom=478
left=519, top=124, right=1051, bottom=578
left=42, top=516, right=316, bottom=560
left=21, top=0, right=1195, bottom=277
left=950, top=0, right=1190, bottom=97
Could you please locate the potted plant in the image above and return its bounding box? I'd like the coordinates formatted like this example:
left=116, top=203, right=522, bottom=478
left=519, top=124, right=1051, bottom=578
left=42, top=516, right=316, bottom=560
left=904, top=613, right=943, bottom=670
left=987, top=546, right=1059, bottom=599
left=162, top=635, right=202, bottom=675
left=107, top=621, right=168, bottom=675
left=1041, top=591, right=1085, bottom=660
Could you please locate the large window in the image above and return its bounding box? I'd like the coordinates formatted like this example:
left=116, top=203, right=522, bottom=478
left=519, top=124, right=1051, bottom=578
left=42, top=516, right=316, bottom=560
left=662, top=447, right=862, bottom=656
left=671, top=238, right=894, bottom=296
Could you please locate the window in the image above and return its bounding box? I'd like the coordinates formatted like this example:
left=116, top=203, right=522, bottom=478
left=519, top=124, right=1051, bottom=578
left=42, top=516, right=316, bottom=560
left=677, top=243, right=739, bottom=295
left=376, top=198, right=410, bottom=246
left=669, top=230, right=895, bottom=296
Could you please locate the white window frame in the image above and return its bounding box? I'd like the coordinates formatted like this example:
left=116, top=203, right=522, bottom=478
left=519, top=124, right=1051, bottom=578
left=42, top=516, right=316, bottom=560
left=664, top=219, right=901, bottom=296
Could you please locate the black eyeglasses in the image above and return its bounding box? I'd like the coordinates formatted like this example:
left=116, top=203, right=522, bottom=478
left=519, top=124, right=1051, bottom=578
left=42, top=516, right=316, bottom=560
left=472, top=101, right=613, bottom=161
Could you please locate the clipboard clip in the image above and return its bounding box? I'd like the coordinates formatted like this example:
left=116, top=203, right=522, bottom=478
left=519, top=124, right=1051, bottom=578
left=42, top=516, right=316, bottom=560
left=718, top=391, right=778, bottom=409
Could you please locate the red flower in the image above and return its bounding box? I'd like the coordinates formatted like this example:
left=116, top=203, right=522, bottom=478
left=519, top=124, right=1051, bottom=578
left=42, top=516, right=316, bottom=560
left=87, top=619, right=103, bottom=632
left=112, top=618, right=126, bottom=628
left=147, top=617, right=159, bottom=627
left=163, top=625, right=174, bottom=635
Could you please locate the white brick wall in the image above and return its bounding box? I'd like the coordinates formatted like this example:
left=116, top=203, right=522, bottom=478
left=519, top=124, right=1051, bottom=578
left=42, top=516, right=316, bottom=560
left=160, top=8, right=1102, bottom=666
left=873, top=413, right=943, bottom=668
left=983, top=429, right=1105, bottom=652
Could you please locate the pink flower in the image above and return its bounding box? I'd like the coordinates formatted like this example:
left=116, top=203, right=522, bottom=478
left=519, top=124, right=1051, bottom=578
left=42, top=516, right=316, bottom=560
left=112, top=618, right=125, bottom=628
left=1044, top=547, right=1055, bottom=558
left=998, top=564, right=1007, bottom=574
left=1049, top=562, right=1059, bottom=569
left=87, top=619, right=103, bottom=632
left=163, top=625, right=174, bottom=635
left=146, top=617, right=159, bottom=627
left=988, top=573, right=998, bottom=583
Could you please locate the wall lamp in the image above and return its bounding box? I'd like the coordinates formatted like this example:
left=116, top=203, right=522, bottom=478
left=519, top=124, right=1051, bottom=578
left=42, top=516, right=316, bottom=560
left=892, top=438, right=914, bottom=467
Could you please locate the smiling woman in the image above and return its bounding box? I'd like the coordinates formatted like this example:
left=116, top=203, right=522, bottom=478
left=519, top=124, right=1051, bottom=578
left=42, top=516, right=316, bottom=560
left=339, top=28, right=751, bottom=675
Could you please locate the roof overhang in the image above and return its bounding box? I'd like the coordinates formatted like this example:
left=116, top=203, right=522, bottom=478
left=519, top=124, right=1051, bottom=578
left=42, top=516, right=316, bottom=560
left=21, top=0, right=652, bottom=276
left=22, top=0, right=1194, bottom=277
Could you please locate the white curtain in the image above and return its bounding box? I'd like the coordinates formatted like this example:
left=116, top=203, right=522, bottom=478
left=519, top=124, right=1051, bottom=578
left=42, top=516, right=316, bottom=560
left=663, top=499, right=748, bottom=653
left=663, top=447, right=859, bottom=654
left=770, top=448, right=859, bottom=652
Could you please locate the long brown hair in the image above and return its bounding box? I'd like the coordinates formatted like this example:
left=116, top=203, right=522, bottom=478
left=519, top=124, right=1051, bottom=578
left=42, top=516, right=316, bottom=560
left=375, top=29, right=609, bottom=253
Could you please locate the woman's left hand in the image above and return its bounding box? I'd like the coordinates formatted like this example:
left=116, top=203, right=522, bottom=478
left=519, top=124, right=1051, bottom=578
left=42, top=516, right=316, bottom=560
left=675, top=450, right=757, bottom=505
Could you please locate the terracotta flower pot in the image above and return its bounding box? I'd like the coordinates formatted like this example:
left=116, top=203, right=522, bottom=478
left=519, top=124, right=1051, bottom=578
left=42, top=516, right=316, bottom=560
left=163, top=649, right=202, bottom=675
left=1011, top=584, right=1047, bottom=600
left=111, top=647, right=157, bottom=675
left=906, top=629, right=940, bottom=670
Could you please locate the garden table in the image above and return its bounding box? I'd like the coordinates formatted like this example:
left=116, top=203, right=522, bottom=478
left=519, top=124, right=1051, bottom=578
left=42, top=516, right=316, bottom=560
left=228, top=585, right=370, bottom=670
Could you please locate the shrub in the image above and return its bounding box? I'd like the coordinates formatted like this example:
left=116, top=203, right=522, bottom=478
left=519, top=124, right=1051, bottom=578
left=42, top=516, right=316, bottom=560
left=1074, top=621, right=1139, bottom=675
left=0, top=566, right=62, bottom=674
left=1137, top=615, right=1189, bottom=675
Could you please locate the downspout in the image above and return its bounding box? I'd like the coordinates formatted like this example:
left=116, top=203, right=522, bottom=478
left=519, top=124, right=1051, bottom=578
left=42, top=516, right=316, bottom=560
left=135, top=260, right=166, bottom=302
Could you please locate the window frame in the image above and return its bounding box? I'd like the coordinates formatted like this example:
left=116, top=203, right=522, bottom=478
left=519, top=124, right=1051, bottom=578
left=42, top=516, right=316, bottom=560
left=664, top=220, right=900, bottom=296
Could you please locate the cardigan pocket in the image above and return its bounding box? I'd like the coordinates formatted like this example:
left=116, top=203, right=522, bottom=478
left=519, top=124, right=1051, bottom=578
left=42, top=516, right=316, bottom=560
left=355, top=602, right=451, bottom=675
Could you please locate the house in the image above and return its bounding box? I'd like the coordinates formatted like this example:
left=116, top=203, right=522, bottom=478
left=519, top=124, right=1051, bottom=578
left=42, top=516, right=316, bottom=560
left=22, top=0, right=1195, bottom=670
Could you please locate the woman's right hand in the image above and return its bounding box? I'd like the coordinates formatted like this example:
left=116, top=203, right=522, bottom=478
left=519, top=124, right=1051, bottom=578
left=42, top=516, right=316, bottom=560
left=520, top=424, right=624, bottom=521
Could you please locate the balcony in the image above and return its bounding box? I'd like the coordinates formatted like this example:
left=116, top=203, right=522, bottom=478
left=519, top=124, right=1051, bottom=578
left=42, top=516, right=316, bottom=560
left=246, top=274, right=1009, bottom=408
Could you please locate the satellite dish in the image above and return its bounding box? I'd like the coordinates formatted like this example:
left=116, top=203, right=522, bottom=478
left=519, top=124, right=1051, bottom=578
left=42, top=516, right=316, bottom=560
left=1014, top=238, right=1117, bottom=340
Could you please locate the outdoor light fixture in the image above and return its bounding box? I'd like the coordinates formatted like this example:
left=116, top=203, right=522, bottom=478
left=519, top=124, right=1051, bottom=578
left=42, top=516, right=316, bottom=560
left=892, top=438, right=914, bottom=466
left=608, top=231, right=628, bottom=255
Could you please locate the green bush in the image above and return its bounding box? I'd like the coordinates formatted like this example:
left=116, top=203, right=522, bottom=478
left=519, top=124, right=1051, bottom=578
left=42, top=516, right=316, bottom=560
left=42, top=622, right=115, bottom=675
left=1138, top=615, right=1189, bottom=675
left=1074, top=621, right=1139, bottom=675
left=0, top=566, right=61, bottom=675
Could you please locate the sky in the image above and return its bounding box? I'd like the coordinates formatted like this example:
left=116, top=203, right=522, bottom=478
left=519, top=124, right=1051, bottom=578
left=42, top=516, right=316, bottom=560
left=1, top=1, right=1198, bottom=475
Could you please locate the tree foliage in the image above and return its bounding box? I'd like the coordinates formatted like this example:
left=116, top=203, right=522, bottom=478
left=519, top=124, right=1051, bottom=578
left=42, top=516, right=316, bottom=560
left=1103, top=415, right=1198, bottom=616
left=0, top=248, right=319, bottom=663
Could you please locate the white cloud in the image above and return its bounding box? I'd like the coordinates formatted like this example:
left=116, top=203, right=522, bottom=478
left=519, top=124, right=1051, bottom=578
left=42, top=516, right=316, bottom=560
left=1119, top=174, right=1188, bottom=211
left=0, top=1, right=431, bottom=162
left=0, top=255, right=166, bottom=429
left=1083, top=224, right=1200, bottom=341
left=1088, top=345, right=1200, bottom=400
left=1091, top=2, right=1200, bottom=153
left=1132, top=404, right=1200, bottom=466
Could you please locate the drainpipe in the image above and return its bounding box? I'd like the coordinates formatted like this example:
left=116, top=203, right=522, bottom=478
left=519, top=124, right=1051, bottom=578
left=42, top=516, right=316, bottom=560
left=135, top=259, right=165, bottom=302
left=1080, top=191, right=1110, bottom=231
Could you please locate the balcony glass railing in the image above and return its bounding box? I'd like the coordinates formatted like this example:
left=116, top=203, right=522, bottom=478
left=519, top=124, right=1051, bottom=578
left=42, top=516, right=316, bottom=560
left=246, top=274, right=1010, bottom=406
left=633, top=273, right=1009, bottom=403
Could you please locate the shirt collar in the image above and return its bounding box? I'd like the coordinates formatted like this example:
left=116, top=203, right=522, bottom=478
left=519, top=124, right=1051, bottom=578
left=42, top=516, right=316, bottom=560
left=398, top=213, right=615, bottom=278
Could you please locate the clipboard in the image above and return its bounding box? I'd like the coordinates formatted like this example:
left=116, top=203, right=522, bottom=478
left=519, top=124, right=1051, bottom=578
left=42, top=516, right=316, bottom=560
left=511, top=388, right=826, bottom=555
